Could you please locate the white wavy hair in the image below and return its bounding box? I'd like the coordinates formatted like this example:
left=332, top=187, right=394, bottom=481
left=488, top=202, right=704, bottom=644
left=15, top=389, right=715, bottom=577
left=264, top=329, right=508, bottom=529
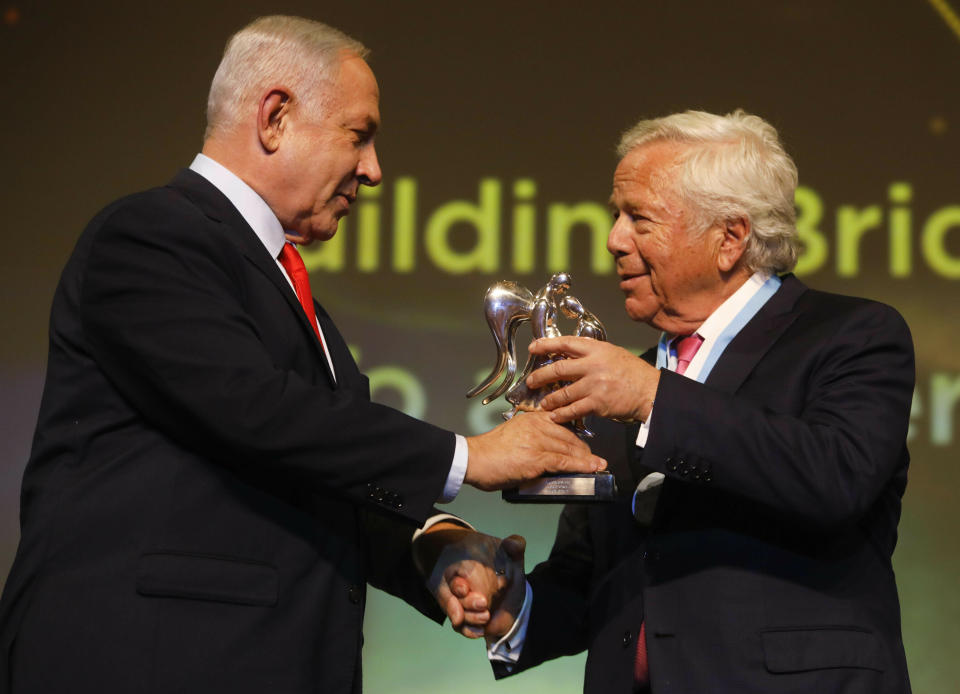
left=205, top=15, right=368, bottom=139
left=617, top=109, right=800, bottom=274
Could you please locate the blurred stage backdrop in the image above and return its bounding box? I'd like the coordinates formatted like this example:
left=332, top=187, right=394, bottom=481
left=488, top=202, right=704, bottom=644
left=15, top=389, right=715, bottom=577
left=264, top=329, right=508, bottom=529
left=1, top=1, right=958, bottom=691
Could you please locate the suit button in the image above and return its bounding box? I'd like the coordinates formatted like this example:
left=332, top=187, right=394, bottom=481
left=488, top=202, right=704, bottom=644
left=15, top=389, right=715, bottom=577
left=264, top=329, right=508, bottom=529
left=622, top=630, right=633, bottom=647
left=348, top=586, right=362, bottom=604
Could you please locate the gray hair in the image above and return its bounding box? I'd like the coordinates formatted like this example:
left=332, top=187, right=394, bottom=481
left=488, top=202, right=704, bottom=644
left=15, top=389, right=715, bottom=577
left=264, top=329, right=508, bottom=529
left=205, top=15, right=368, bottom=140
left=617, top=110, right=800, bottom=274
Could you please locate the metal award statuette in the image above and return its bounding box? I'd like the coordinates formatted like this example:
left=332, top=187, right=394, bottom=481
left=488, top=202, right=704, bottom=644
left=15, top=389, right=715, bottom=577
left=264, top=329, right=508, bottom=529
left=467, top=272, right=617, bottom=503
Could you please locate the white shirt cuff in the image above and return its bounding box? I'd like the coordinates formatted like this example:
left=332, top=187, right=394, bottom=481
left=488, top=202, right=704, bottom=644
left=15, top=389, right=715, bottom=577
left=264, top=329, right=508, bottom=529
left=439, top=434, right=468, bottom=503
left=636, top=405, right=654, bottom=447
left=487, top=580, right=532, bottom=668
left=410, top=513, right=475, bottom=542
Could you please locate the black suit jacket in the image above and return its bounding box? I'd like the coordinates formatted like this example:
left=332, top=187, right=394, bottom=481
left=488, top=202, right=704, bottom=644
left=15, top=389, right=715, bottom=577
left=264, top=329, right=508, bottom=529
left=496, top=275, right=913, bottom=694
left=0, top=170, right=456, bottom=693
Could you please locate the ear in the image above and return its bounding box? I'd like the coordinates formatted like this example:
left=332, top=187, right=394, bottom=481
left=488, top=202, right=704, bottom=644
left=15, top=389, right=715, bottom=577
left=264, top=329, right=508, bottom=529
left=257, top=89, right=293, bottom=153
left=717, top=217, right=750, bottom=272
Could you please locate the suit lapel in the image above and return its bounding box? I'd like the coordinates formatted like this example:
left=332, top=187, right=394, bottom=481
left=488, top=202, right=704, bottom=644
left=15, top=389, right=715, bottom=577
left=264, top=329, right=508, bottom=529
left=702, top=274, right=807, bottom=395
left=636, top=276, right=808, bottom=527
left=313, top=301, right=361, bottom=388
left=166, top=169, right=338, bottom=387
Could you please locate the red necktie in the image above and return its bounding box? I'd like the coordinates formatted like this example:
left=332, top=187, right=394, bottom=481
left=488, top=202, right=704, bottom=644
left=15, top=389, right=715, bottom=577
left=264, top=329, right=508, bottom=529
left=278, top=242, right=331, bottom=360
left=634, top=621, right=650, bottom=686
left=635, top=333, right=704, bottom=687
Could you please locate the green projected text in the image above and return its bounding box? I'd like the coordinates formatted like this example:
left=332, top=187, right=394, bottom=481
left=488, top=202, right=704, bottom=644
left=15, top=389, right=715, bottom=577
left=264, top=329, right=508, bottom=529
left=301, top=178, right=960, bottom=280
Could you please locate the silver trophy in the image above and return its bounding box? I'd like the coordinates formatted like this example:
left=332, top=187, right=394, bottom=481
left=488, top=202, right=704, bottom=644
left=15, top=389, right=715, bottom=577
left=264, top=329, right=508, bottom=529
left=467, top=272, right=617, bottom=502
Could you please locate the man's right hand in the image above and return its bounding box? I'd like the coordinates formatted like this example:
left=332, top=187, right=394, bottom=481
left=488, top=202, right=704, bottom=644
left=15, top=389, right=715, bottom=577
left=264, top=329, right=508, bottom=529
left=464, top=411, right=606, bottom=491
left=446, top=533, right=528, bottom=643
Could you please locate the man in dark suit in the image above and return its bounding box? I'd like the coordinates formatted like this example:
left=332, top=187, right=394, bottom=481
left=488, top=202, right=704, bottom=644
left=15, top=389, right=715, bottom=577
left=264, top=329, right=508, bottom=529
left=475, top=110, right=914, bottom=693
left=0, top=16, right=604, bottom=694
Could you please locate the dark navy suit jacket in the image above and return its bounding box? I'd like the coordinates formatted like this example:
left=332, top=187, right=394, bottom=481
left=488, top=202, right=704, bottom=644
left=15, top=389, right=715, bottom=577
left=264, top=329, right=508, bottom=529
left=0, top=170, right=455, bottom=693
left=496, top=275, right=913, bottom=694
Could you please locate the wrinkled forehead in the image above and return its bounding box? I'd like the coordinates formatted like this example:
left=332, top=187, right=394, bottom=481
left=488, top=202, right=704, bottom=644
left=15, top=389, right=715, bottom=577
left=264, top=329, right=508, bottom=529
left=317, top=53, right=381, bottom=124
left=611, top=141, right=687, bottom=203
left=341, top=53, right=380, bottom=96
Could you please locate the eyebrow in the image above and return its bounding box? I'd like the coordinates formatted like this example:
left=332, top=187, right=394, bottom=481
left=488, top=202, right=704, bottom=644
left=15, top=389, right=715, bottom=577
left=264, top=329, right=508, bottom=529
left=345, top=115, right=379, bottom=136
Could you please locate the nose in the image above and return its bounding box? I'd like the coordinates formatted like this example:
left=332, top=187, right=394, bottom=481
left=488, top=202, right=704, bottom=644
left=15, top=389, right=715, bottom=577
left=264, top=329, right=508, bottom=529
left=358, top=144, right=382, bottom=187
left=606, top=214, right=631, bottom=257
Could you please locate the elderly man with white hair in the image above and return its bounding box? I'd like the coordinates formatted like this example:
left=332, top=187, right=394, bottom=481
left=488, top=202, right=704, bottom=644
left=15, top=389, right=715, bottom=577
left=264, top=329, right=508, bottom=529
left=476, top=110, right=914, bottom=694
left=0, top=15, right=604, bottom=694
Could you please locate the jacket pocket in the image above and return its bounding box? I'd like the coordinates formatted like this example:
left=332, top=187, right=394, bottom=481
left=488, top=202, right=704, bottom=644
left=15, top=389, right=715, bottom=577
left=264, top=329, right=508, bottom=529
left=761, top=626, right=885, bottom=673
left=136, top=552, right=279, bottom=607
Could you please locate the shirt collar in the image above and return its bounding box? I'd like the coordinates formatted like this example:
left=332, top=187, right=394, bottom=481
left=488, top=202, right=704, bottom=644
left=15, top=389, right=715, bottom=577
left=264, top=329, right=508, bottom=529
left=188, top=153, right=287, bottom=259
left=682, top=271, right=772, bottom=344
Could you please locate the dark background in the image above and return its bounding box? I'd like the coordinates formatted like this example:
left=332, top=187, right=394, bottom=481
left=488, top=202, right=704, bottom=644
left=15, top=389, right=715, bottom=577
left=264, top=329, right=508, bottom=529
left=1, top=1, right=958, bottom=691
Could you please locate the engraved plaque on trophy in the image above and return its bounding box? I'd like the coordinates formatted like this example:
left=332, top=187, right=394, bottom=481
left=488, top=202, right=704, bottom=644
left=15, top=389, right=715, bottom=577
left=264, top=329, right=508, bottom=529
left=467, top=272, right=617, bottom=503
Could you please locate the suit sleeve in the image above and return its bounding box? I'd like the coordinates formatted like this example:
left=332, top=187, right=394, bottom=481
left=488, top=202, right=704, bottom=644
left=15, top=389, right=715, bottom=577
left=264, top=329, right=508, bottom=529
left=492, top=503, right=594, bottom=677
left=355, top=507, right=447, bottom=624
left=642, top=299, right=914, bottom=529
left=79, top=193, right=454, bottom=525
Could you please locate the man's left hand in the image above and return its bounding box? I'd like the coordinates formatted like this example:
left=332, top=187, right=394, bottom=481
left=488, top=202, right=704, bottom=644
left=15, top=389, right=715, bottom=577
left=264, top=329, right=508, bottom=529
left=526, top=336, right=660, bottom=424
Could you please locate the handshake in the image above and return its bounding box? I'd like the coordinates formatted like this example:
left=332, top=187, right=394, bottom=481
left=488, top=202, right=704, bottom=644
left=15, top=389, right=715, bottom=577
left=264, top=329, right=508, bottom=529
left=406, top=358, right=625, bottom=647
left=411, top=405, right=607, bottom=648
left=413, top=522, right=529, bottom=647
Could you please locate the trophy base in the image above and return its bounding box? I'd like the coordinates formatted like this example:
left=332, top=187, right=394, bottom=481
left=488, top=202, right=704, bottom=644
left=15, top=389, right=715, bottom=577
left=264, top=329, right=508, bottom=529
left=502, top=471, right=617, bottom=503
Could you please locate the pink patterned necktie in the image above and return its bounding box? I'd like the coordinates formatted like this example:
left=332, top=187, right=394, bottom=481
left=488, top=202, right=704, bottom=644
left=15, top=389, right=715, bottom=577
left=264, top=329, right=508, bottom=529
left=675, top=333, right=704, bottom=375
left=635, top=333, right=704, bottom=687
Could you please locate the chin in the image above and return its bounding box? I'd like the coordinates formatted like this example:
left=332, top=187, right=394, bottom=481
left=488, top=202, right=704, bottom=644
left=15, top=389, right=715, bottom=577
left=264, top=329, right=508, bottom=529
left=313, top=229, right=339, bottom=242
left=623, top=298, right=658, bottom=324
left=302, top=223, right=339, bottom=244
